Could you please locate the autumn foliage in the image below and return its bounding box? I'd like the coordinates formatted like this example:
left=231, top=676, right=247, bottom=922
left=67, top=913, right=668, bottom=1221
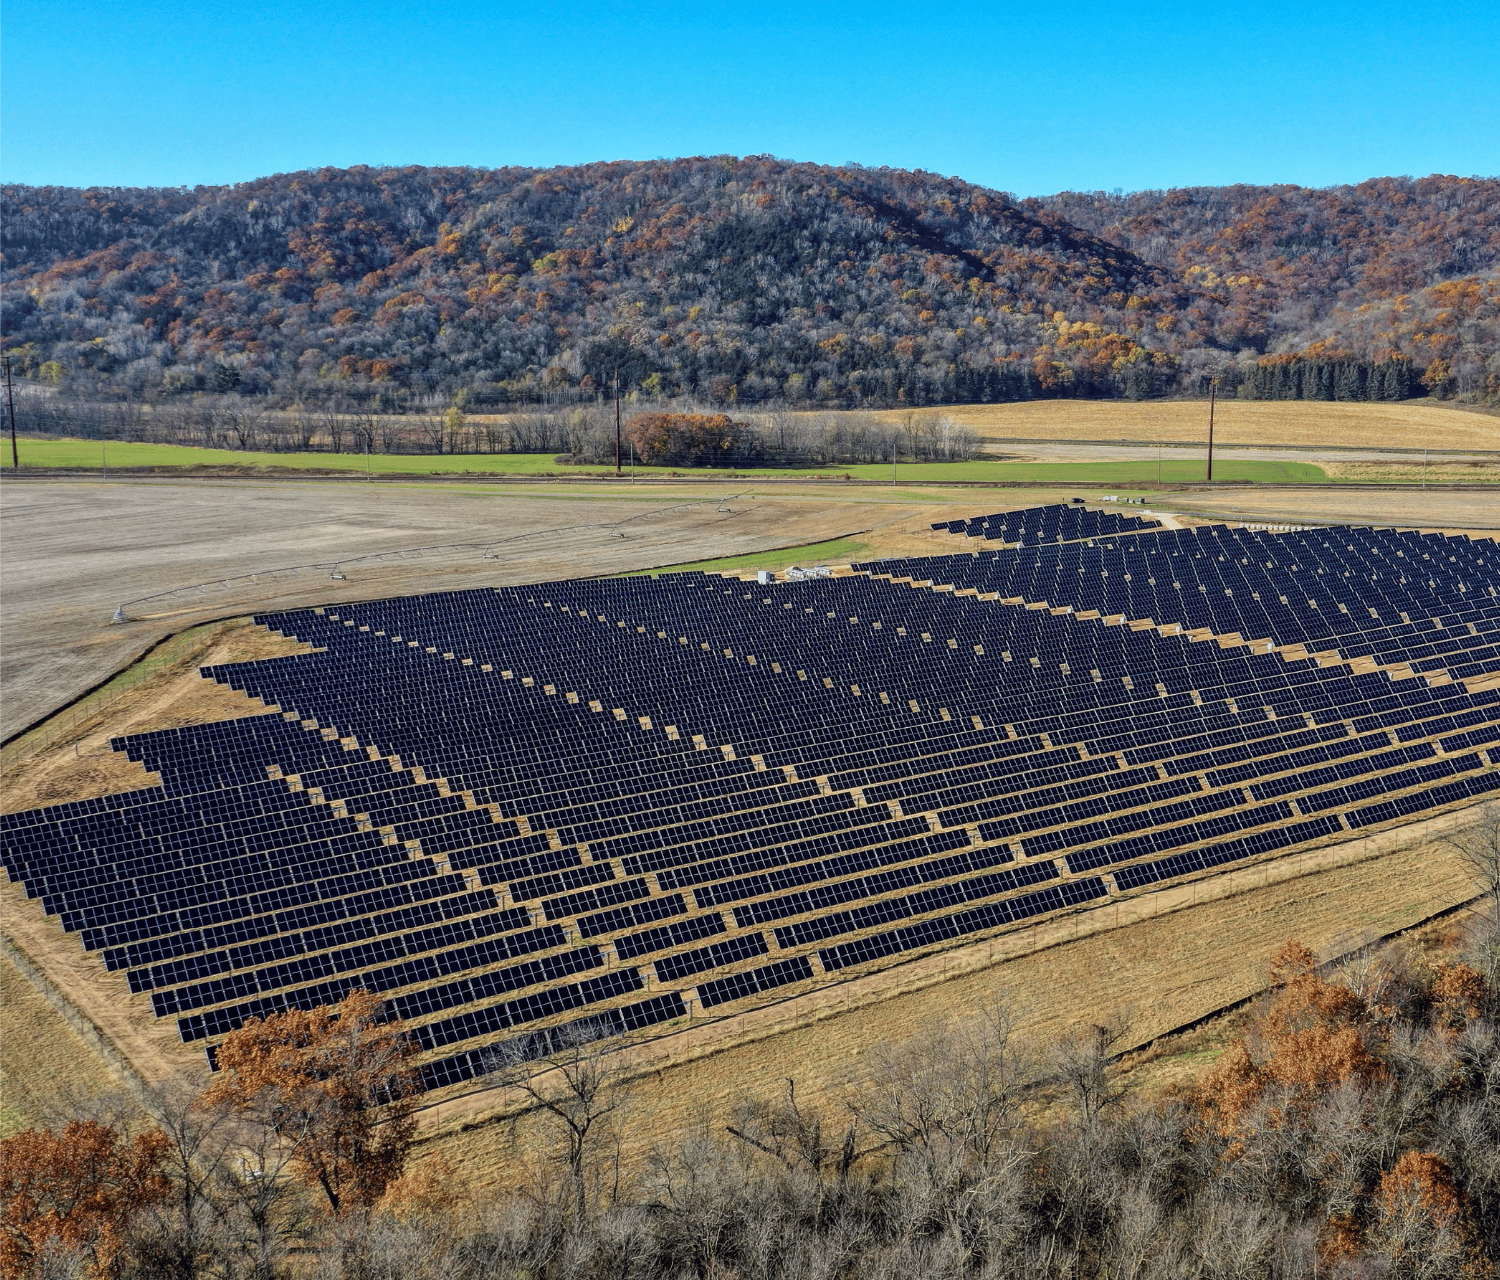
left=623, top=412, right=759, bottom=466
left=3, top=162, right=1496, bottom=408
left=204, top=988, right=420, bottom=1214
left=0, top=1120, right=169, bottom=1279
left=1197, top=940, right=1388, bottom=1138
left=1194, top=938, right=1498, bottom=1271
left=3, top=937, right=1498, bottom=1276
left=1368, top=1151, right=1488, bottom=1277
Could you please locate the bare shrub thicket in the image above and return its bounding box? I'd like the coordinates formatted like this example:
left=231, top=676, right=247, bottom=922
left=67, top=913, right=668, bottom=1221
left=7, top=913, right=1500, bottom=1279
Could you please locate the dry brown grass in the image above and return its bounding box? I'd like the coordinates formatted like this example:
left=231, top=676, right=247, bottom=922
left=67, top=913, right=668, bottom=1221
left=1161, top=487, right=1500, bottom=531
left=1322, top=459, right=1500, bottom=483
left=0, top=952, right=124, bottom=1136
left=1111, top=900, right=1487, bottom=1101
left=870, top=398, right=1500, bottom=451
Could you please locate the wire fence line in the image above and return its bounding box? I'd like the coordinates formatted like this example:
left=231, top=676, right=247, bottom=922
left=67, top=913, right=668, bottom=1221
left=112, top=493, right=745, bottom=621
left=16, top=681, right=139, bottom=753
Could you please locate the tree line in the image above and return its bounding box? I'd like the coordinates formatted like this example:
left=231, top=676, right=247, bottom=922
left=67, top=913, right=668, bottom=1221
left=1238, top=355, right=1419, bottom=402
left=4, top=814, right=1499, bottom=1279
left=2, top=161, right=1495, bottom=412
left=5, top=394, right=980, bottom=467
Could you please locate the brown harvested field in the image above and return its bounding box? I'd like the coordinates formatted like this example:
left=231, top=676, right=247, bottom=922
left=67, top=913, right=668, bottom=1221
left=1322, top=459, right=1500, bottom=484
left=881, top=397, right=1500, bottom=451
left=1154, top=484, right=1500, bottom=531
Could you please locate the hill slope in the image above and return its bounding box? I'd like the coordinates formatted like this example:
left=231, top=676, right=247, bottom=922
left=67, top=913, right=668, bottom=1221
left=2, top=159, right=1497, bottom=406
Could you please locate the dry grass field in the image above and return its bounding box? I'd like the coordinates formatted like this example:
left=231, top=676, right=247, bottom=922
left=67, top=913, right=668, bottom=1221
left=893, top=397, right=1500, bottom=451
left=0, top=950, right=127, bottom=1137
left=1321, top=458, right=1500, bottom=483
left=1159, top=485, right=1500, bottom=531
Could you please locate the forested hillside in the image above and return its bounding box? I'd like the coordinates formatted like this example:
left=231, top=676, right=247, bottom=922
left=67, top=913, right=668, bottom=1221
left=2, top=159, right=1497, bottom=407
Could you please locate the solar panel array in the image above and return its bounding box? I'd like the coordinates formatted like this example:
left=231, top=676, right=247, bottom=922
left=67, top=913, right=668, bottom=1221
left=932, top=504, right=1162, bottom=545
left=4, top=510, right=1497, bottom=1095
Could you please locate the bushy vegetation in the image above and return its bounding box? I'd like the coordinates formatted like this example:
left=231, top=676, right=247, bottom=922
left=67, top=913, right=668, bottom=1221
left=5, top=900, right=1499, bottom=1279
left=3, top=161, right=1496, bottom=411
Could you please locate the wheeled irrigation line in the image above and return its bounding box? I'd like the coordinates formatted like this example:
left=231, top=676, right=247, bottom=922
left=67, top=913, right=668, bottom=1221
left=111, top=493, right=745, bottom=622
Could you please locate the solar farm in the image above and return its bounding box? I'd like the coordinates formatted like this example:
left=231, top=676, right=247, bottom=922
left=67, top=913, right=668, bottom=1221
left=3, top=504, right=1498, bottom=1100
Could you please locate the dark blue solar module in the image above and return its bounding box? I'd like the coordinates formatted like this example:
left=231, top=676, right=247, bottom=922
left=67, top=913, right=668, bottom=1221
left=3, top=509, right=1496, bottom=1094
left=930, top=503, right=1163, bottom=545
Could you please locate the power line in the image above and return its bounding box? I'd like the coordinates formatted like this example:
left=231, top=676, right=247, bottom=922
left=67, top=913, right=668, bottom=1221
left=3, top=355, right=17, bottom=470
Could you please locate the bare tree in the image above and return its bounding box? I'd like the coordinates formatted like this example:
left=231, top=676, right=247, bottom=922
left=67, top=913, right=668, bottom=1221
left=412, top=410, right=446, bottom=454
left=482, top=1020, right=631, bottom=1226
left=849, top=1000, right=1036, bottom=1175
left=131, top=1082, right=236, bottom=1280
left=724, top=1076, right=860, bottom=1231
left=214, top=1107, right=315, bottom=1280
left=290, top=406, right=317, bottom=451
left=1052, top=1016, right=1130, bottom=1126
left=375, top=413, right=408, bottom=454
left=349, top=407, right=377, bottom=457
left=1443, top=806, right=1500, bottom=922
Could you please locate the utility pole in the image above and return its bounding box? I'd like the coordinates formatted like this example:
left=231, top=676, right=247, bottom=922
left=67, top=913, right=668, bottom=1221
left=3, top=355, right=17, bottom=470
left=614, top=375, right=622, bottom=478
left=1206, top=379, right=1217, bottom=482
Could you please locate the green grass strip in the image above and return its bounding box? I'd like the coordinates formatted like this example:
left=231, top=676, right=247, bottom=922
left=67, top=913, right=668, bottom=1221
left=7, top=437, right=1327, bottom=484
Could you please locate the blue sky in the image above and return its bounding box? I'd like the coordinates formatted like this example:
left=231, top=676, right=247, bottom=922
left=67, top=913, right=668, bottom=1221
left=3, top=0, right=1496, bottom=194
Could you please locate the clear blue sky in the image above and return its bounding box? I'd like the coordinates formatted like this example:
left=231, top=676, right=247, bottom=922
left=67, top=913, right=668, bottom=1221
left=4, top=0, right=1496, bottom=195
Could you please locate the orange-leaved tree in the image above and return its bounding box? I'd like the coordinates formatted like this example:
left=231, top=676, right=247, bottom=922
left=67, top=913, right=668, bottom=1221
left=1368, top=1151, right=1488, bottom=1278
left=204, top=989, right=420, bottom=1215
left=0, top=1119, right=170, bottom=1280
left=1195, top=941, right=1395, bottom=1265
left=1430, top=960, right=1488, bottom=1031
left=624, top=413, right=758, bottom=467
left=1197, top=940, right=1387, bottom=1140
